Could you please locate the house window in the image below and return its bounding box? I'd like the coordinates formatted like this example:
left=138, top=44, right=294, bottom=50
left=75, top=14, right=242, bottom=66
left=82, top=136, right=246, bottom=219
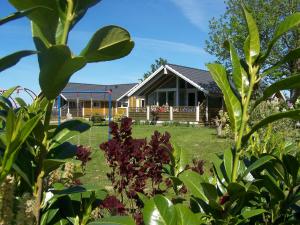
left=148, top=92, right=157, bottom=105
left=141, top=99, right=145, bottom=107
left=118, top=101, right=128, bottom=107
left=168, top=91, right=175, bottom=106
left=158, top=92, right=166, bottom=106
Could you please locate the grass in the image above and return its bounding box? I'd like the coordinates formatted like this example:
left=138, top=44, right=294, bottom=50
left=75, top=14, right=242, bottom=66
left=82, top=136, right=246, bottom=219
left=74, top=125, right=231, bottom=189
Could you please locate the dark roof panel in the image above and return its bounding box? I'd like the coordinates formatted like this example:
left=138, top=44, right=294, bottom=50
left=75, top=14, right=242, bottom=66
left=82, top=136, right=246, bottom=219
left=167, top=64, right=221, bottom=95
left=62, top=82, right=137, bottom=101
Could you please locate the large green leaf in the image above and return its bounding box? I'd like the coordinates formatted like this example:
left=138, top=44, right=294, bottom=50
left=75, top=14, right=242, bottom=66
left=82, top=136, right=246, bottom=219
left=43, top=159, right=66, bottom=174
left=260, top=13, right=300, bottom=63
left=47, top=142, right=77, bottom=160
left=242, top=5, right=260, bottom=64
left=224, top=148, right=234, bottom=182
left=143, top=195, right=177, bottom=225
left=240, top=155, right=275, bottom=179
left=241, top=209, right=266, bottom=220
left=242, top=110, right=300, bottom=144
left=179, top=170, right=208, bottom=202
left=0, top=51, right=36, bottom=72
left=282, top=154, right=299, bottom=185
left=88, top=216, right=135, bottom=225
left=260, top=174, right=285, bottom=200
left=80, top=25, right=134, bottom=63
left=39, top=45, right=86, bottom=100
left=175, top=204, right=202, bottom=225
left=0, top=6, right=47, bottom=26
left=49, top=119, right=91, bottom=149
left=172, top=144, right=189, bottom=176
left=207, top=64, right=242, bottom=136
left=262, top=48, right=300, bottom=77
left=225, top=41, right=249, bottom=98
left=254, top=75, right=300, bottom=109
left=270, top=12, right=300, bottom=50
left=8, top=0, right=58, bottom=49
left=211, top=154, right=228, bottom=191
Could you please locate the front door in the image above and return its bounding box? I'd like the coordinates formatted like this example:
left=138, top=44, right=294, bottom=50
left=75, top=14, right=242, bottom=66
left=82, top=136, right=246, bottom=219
left=188, top=92, right=196, bottom=106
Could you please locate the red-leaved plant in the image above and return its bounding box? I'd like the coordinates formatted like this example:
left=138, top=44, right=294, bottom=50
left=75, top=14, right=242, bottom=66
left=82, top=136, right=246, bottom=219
left=99, top=117, right=173, bottom=204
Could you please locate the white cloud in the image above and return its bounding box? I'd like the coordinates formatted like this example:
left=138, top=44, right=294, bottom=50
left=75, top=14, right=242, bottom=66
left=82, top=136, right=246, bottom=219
left=135, top=37, right=208, bottom=56
left=169, top=0, right=225, bottom=31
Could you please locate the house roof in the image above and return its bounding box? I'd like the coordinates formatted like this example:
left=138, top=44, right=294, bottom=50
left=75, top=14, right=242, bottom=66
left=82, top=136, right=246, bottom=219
left=61, top=82, right=138, bottom=101
left=128, top=64, right=221, bottom=97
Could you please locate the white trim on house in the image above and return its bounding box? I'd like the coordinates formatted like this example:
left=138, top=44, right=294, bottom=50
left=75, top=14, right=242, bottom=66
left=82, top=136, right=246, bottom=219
left=128, top=65, right=209, bottom=97
left=127, top=65, right=165, bottom=97
left=60, top=94, right=67, bottom=101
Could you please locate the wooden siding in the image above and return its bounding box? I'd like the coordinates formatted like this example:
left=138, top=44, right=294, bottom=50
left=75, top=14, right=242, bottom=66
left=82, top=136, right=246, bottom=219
left=173, top=112, right=196, bottom=122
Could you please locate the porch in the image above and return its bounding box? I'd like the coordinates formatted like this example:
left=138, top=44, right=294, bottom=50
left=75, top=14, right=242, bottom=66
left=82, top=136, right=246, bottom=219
left=128, top=105, right=220, bottom=124
left=51, top=99, right=127, bottom=121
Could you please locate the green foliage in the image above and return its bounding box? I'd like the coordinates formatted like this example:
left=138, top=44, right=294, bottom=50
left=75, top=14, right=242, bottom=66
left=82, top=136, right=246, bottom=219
left=207, top=64, right=242, bottom=140
left=0, top=51, right=37, bottom=73
left=205, top=0, right=300, bottom=101
left=8, top=0, right=134, bottom=100
left=39, top=45, right=86, bottom=100
left=140, top=4, right=300, bottom=225
left=80, top=26, right=134, bottom=63
left=1, top=0, right=134, bottom=223
left=142, top=195, right=203, bottom=225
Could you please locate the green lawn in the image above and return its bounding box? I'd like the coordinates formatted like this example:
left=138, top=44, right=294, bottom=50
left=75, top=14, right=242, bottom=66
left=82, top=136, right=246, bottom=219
left=75, top=125, right=231, bottom=189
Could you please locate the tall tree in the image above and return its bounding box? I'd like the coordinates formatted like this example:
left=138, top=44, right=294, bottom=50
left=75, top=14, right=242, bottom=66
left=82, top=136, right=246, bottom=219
left=140, top=58, right=168, bottom=81
left=205, top=0, right=300, bottom=102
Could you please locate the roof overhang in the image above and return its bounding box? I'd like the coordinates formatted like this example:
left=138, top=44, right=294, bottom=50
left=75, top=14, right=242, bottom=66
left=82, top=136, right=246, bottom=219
left=128, top=65, right=209, bottom=97
left=117, top=83, right=140, bottom=102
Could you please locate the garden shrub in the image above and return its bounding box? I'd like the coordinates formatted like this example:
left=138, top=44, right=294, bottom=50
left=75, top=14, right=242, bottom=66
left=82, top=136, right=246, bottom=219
left=138, top=4, right=300, bottom=225
left=0, top=1, right=135, bottom=224
left=99, top=117, right=173, bottom=204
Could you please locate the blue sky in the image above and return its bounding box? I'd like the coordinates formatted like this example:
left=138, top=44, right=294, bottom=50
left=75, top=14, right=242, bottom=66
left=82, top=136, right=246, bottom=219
left=0, top=0, right=226, bottom=96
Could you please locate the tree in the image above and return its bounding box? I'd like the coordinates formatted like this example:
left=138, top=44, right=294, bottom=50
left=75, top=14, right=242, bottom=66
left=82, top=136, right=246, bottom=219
left=205, top=0, right=300, bottom=102
left=141, top=58, right=168, bottom=81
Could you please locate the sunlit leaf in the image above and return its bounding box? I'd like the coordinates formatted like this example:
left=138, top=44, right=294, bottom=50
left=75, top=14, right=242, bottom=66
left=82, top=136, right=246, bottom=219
left=0, top=6, right=47, bottom=26
left=241, top=155, right=275, bottom=178
left=39, top=45, right=86, bottom=100
left=179, top=170, right=208, bottom=202
left=80, top=25, right=134, bottom=63
left=225, top=41, right=249, bottom=97
left=207, top=63, right=242, bottom=137
left=143, top=195, right=177, bottom=225
left=262, top=48, right=300, bottom=76
left=0, top=51, right=36, bottom=73
left=253, top=75, right=300, bottom=109
left=242, top=5, right=260, bottom=64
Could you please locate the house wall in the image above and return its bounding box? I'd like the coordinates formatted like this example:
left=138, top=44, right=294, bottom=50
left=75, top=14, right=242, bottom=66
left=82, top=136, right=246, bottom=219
left=143, top=76, right=207, bottom=107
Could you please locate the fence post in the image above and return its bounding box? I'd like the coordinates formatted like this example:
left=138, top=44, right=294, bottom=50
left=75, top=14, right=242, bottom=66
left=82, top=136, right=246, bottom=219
left=126, top=107, right=129, bottom=117
left=147, top=106, right=150, bottom=121
left=196, top=105, right=200, bottom=122
left=170, top=106, right=173, bottom=121
left=82, top=107, right=85, bottom=118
